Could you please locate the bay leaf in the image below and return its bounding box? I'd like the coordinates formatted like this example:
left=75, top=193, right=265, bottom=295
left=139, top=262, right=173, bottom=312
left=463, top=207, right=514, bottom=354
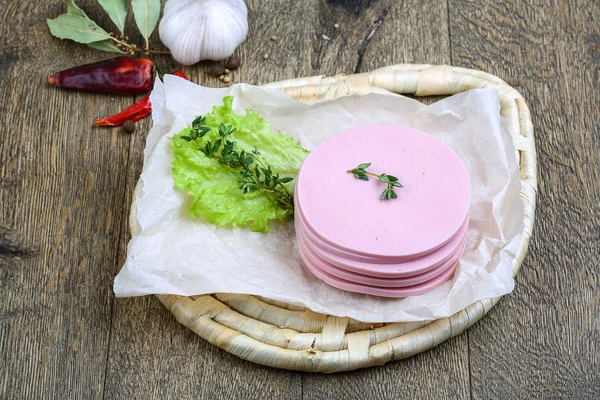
left=131, top=0, right=160, bottom=46
left=87, top=40, right=125, bottom=53
left=64, top=0, right=88, bottom=18
left=47, top=14, right=112, bottom=44
left=97, top=0, right=128, bottom=35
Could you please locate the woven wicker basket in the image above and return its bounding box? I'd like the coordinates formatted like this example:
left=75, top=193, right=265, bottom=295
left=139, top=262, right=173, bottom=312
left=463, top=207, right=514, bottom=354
left=143, top=64, right=536, bottom=372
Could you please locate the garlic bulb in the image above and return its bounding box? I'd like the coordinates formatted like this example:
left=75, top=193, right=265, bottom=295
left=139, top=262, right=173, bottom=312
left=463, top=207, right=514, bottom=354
left=159, top=0, right=248, bottom=65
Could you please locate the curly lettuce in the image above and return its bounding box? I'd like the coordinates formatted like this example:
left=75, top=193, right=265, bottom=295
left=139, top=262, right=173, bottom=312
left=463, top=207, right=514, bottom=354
left=171, top=96, right=309, bottom=233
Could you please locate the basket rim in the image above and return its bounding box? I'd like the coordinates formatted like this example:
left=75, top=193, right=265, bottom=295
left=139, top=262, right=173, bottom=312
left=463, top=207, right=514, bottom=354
left=131, top=63, right=536, bottom=372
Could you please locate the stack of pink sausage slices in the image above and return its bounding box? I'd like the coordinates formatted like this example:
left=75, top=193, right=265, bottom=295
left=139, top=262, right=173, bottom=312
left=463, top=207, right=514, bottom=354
left=294, top=125, right=471, bottom=298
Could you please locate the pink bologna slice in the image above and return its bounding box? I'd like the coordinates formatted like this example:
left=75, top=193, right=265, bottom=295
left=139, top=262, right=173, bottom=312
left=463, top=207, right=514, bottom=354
left=295, top=202, right=469, bottom=276
left=294, top=184, right=469, bottom=264
left=297, top=229, right=465, bottom=288
left=297, top=236, right=460, bottom=298
left=295, top=124, right=471, bottom=259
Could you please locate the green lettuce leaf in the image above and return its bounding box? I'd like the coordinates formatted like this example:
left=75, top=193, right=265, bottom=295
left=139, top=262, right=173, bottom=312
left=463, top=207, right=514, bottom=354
left=171, top=97, right=309, bottom=233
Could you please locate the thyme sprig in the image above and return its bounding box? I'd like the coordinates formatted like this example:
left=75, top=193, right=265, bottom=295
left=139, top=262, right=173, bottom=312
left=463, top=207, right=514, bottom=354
left=347, top=162, right=404, bottom=200
left=180, top=116, right=295, bottom=209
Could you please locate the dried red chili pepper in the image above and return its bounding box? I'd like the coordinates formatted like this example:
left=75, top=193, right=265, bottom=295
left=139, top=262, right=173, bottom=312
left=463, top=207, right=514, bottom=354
left=94, top=96, right=151, bottom=126
left=168, top=70, right=187, bottom=80
left=95, top=70, right=187, bottom=127
left=48, top=57, right=154, bottom=95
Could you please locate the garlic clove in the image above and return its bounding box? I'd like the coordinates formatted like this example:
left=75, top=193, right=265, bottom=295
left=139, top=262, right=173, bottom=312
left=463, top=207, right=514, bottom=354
left=159, top=0, right=248, bottom=66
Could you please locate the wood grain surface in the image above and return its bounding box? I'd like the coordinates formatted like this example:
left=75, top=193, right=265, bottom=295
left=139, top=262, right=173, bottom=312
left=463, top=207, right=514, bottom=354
left=0, top=0, right=598, bottom=399
left=449, top=1, right=600, bottom=398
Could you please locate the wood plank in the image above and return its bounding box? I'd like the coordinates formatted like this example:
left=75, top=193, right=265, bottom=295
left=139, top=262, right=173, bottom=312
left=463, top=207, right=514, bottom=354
left=102, top=53, right=304, bottom=400
left=101, top=0, right=348, bottom=397
left=303, top=2, right=470, bottom=399
left=0, top=1, right=138, bottom=398
left=16, top=0, right=600, bottom=397
left=100, top=1, right=471, bottom=398
left=449, top=1, right=600, bottom=397
left=358, top=0, right=453, bottom=71
left=237, top=0, right=403, bottom=84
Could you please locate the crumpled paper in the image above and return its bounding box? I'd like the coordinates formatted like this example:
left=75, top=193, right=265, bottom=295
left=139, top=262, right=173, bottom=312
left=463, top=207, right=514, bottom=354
left=114, top=75, right=524, bottom=323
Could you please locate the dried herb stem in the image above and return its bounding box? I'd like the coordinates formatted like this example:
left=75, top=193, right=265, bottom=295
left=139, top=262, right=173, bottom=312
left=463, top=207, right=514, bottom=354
left=109, top=34, right=171, bottom=55
left=347, top=162, right=404, bottom=200
left=180, top=116, right=295, bottom=209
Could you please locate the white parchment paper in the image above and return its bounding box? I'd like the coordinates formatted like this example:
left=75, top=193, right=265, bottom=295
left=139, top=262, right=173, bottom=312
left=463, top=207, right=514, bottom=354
left=114, top=75, right=524, bottom=323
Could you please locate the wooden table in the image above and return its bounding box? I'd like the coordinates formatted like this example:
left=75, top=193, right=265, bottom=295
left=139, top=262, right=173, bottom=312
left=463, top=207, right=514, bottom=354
left=1, top=1, right=599, bottom=398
